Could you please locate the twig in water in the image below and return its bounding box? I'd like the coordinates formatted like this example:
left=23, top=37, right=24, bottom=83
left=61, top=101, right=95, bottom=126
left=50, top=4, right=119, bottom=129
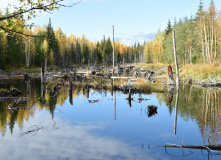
left=88, top=99, right=100, bottom=103
left=19, top=125, right=48, bottom=137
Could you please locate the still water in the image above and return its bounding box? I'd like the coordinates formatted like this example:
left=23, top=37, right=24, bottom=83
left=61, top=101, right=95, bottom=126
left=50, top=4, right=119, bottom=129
left=0, top=79, right=221, bottom=160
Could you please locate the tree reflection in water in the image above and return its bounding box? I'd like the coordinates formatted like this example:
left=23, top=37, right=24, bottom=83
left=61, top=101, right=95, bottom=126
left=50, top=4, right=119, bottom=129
left=155, top=84, right=221, bottom=145
left=0, top=79, right=221, bottom=147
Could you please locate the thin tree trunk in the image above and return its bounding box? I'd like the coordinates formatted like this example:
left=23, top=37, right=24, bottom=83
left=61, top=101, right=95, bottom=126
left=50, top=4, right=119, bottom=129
left=28, top=39, right=30, bottom=67
left=211, top=19, right=214, bottom=61
left=173, top=31, right=179, bottom=85
left=189, top=46, right=192, bottom=65
left=204, top=22, right=208, bottom=62
left=63, top=50, right=65, bottom=68
left=25, top=40, right=28, bottom=68
left=204, top=22, right=211, bottom=63
left=201, top=29, right=205, bottom=64
left=214, top=32, right=217, bottom=63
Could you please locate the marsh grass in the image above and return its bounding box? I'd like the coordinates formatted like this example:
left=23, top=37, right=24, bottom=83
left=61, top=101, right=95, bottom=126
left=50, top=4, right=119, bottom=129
left=179, top=64, right=221, bottom=81
left=138, top=63, right=221, bottom=82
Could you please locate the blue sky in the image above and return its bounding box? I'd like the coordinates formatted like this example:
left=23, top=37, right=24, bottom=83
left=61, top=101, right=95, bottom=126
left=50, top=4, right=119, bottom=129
left=2, top=0, right=221, bottom=45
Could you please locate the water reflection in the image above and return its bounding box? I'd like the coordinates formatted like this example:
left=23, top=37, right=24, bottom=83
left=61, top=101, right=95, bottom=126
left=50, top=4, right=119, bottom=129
left=0, top=79, right=221, bottom=159
left=0, top=113, right=156, bottom=160
left=174, top=86, right=179, bottom=135
left=0, top=80, right=221, bottom=142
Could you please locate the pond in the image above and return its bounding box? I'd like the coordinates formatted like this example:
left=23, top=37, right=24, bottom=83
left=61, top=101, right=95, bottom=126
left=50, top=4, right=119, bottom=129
left=0, top=78, right=220, bottom=160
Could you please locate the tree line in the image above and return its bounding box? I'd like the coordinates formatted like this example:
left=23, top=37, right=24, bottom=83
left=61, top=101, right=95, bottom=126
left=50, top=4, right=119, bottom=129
left=0, top=10, right=145, bottom=69
left=1, top=0, right=220, bottom=70
left=144, top=0, right=221, bottom=67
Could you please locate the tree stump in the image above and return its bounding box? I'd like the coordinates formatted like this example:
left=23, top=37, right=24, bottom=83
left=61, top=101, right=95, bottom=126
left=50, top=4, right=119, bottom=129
left=168, top=65, right=175, bottom=84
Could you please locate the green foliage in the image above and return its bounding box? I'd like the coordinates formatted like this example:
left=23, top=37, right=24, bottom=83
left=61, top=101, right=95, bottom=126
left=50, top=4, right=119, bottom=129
left=82, top=43, right=89, bottom=65
left=165, top=19, right=172, bottom=36
left=75, top=39, right=81, bottom=65
left=0, top=34, right=6, bottom=69
left=34, top=30, right=46, bottom=66
left=46, top=18, right=60, bottom=66
left=161, top=16, right=201, bottom=65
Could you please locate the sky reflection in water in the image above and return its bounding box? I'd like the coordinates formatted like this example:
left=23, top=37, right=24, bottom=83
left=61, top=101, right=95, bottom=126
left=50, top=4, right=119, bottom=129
left=0, top=80, right=221, bottom=160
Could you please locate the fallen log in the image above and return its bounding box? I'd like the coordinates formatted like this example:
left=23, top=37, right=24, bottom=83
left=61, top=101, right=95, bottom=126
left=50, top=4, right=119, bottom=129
left=164, top=144, right=221, bottom=151
left=202, top=82, right=221, bottom=87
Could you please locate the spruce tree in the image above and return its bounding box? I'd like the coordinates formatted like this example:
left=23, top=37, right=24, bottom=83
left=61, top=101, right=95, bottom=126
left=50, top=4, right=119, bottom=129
left=46, top=18, right=60, bottom=66
left=165, top=19, right=172, bottom=36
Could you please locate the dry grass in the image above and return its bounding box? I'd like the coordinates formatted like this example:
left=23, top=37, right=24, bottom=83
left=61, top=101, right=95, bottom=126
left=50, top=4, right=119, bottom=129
left=133, top=79, right=164, bottom=93
left=179, top=64, right=221, bottom=81
left=136, top=62, right=221, bottom=82
left=136, top=63, right=168, bottom=70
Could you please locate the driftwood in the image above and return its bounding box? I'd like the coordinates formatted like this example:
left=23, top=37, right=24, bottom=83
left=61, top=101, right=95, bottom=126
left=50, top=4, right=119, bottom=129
left=149, top=143, right=221, bottom=158
left=164, top=144, right=221, bottom=152
left=137, top=96, right=149, bottom=103
left=88, top=99, right=100, bottom=103
left=146, top=70, right=154, bottom=80
left=158, top=132, right=221, bottom=157
left=0, top=97, right=24, bottom=102
left=7, top=97, right=27, bottom=113
left=201, top=82, right=221, bottom=87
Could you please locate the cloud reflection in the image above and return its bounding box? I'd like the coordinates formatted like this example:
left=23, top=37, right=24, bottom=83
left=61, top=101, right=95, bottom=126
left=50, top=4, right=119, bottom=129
left=0, top=113, right=166, bottom=160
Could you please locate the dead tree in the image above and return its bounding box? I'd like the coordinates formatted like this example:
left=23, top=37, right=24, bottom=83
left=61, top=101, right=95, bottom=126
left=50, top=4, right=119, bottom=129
left=168, top=65, right=175, bottom=84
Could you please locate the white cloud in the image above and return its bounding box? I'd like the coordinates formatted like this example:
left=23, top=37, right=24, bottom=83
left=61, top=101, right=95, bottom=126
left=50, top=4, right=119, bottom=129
left=0, top=112, right=165, bottom=160
left=116, top=32, right=156, bottom=45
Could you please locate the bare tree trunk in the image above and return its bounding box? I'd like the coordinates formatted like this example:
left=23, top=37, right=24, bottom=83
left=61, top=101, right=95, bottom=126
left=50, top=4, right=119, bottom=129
left=204, top=22, right=211, bottom=64
left=189, top=46, right=192, bottom=65
left=41, top=66, right=44, bottom=84
left=214, top=32, right=217, bottom=63
left=204, top=22, right=208, bottom=62
left=45, top=58, right=47, bottom=76
left=25, top=40, right=28, bottom=68
left=201, top=29, right=205, bottom=64
left=63, top=50, right=65, bottom=68
left=173, top=31, right=179, bottom=85
left=28, top=39, right=30, bottom=67
left=211, top=19, right=214, bottom=62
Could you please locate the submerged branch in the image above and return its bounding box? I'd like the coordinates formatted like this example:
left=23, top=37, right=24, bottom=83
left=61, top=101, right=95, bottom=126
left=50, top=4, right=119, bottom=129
left=19, top=125, right=48, bottom=137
